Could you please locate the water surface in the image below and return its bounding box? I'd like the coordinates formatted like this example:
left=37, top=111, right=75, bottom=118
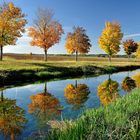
left=0, top=69, right=140, bottom=139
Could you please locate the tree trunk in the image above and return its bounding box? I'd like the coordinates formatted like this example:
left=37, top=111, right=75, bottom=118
left=75, top=51, right=78, bottom=61
left=75, top=80, right=78, bottom=88
left=10, top=131, right=15, bottom=140
left=128, top=55, right=130, bottom=62
left=0, top=45, right=3, bottom=61
left=108, top=74, right=111, bottom=80
left=44, top=82, right=47, bottom=93
left=1, top=90, right=4, bottom=102
left=44, top=49, right=48, bottom=61
left=108, top=74, right=111, bottom=94
left=108, top=55, right=111, bottom=62
left=127, top=71, right=130, bottom=77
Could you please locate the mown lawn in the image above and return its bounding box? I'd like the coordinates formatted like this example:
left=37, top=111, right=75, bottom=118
left=48, top=88, right=140, bottom=140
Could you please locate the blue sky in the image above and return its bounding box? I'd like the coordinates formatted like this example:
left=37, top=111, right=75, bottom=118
left=2, top=0, right=140, bottom=54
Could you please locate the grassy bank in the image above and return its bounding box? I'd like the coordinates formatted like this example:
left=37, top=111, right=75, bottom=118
left=1, top=57, right=140, bottom=85
left=48, top=88, right=140, bottom=140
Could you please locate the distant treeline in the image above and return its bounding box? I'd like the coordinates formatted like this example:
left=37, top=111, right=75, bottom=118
left=4, top=53, right=135, bottom=58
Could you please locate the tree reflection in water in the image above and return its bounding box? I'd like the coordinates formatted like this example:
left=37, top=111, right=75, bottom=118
left=0, top=89, right=27, bottom=140
left=132, top=72, right=140, bottom=88
left=121, top=77, right=136, bottom=92
left=64, top=80, right=90, bottom=110
left=97, top=75, right=120, bottom=106
left=28, top=83, right=62, bottom=129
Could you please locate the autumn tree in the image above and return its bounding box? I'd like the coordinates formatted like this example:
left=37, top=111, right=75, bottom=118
left=99, top=22, right=123, bottom=62
left=97, top=76, right=120, bottom=106
left=123, top=39, right=138, bottom=59
left=65, top=26, right=92, bottom=61
left=28, top=8, right=63, bottom=61
left=132, top=72, right=140, bottom=88
left=0, top=90, right=27, bottom=140
left=121, top=77, right=136, bottom=92
left=64, top=80, right=90, bottom=109
left=134, top=42, right=140, bottom=59
left=0, top=2, right=26, bottom=61
left=28, top=83, right=62, bottom=128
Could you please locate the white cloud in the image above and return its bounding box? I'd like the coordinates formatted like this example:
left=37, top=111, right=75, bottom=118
left=123, top=33, right=140, bottom=39
left=4, top=31, right=44, bottom=54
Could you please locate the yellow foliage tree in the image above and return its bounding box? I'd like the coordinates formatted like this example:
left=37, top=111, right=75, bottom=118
left=65, top=26, right=92, bottom=61
left=98, top=22, right=123, bottom=62
left=64, top=80, right=90, bottom=109
left=121, top=77, right=136, bottom=92
left=0, top=2, right=26, bottom=61
left=134, top=42, right=140, bottom=58
left=28, top=8, right=64, bottom=61
left=0, top=90, right=27, bottom=140
left=132, top=72, right=140, bottom=88
left=97, top=76, right=119, bottom=106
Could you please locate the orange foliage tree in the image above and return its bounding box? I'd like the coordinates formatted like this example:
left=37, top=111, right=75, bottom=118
left=0, top=2, right=26, bottom=61
left=123, top=39, right=138, bottom=59
left=97, top=76, right=120, bottom=106
left=64, top=80, right=90, bottom=109
left=28, top=83, right=62, bottom=127
left=28, top=8, right=64, bottom=61
left=65, top=26, right=92, bottom=61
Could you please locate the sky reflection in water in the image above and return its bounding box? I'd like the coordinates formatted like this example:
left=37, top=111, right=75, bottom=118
left=0, top=69, right=140, bottom=139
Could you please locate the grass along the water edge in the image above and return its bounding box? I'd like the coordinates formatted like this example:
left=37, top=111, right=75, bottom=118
left=1, top=57, right=140, bottom=85
left=48, top=88, right=140, bottom=140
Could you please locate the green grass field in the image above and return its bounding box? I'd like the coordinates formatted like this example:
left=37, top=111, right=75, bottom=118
left=1, top=54, right=140, bottom=85
left=48, top=88, right=140, bottom=140
left=1, top=54, right=140, bottom=71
